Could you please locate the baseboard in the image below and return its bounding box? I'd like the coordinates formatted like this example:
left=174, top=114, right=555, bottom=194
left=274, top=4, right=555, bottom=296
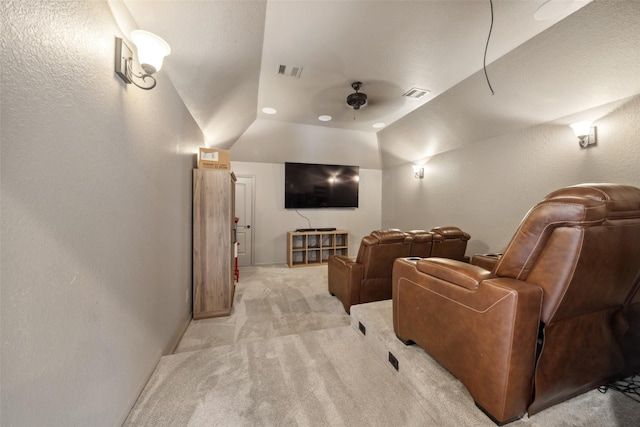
left=170, top=315, right=192, bottom=354
left=113, top=315, right=192, bottom=427
left=113, top=349, right=162, bottom=427
left=253, top=262, right=290, bottom=267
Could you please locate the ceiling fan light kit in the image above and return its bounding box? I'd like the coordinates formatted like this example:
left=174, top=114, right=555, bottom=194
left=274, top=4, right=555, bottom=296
left=346, top=81, right=368, bottom=110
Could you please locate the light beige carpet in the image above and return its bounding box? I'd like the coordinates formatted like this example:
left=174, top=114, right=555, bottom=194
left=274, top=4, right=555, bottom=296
left=124, top=265, right=639, bottom=426
left=174, top=265, right=351, bottom=354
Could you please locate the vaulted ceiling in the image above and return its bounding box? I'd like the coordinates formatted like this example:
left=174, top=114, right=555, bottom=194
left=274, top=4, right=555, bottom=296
left=114, top=1, right=640, bottom=169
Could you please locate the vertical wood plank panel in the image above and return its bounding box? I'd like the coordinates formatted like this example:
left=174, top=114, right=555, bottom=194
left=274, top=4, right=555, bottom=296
left=193, top=169, right=235, bottom=319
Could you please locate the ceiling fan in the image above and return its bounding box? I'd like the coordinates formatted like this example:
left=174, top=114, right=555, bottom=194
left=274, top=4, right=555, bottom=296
left=346, top=81, right=367, bottom=110
left=311, top=80, right=405, bottom=123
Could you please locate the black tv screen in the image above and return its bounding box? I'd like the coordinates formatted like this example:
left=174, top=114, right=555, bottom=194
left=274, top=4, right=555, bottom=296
left=285, top=162, right=359, bottom=209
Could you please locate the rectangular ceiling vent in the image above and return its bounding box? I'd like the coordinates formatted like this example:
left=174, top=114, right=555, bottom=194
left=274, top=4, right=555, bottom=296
left=403, top=87, right=430, bottom=99
left=277, top=64, right=303, bottom=78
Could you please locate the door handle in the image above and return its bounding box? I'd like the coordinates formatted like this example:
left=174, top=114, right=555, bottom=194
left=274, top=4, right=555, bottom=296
left=246, top=225, right=251, bottom=229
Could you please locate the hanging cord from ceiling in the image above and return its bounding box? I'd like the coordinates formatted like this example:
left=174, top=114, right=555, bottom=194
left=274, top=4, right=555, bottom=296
left=484, top=0, right=495, bottom=95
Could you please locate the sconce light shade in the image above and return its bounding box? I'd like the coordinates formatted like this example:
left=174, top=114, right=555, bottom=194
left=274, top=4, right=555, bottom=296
left=570, top=121, right=597, bottom=148
left=413, top=165, right=425, bottom=179
left=570, top=121, right=591, bottom=138
left=115, top=30, right=170, bottom=90
left=130, top=30, right=171, bottom=74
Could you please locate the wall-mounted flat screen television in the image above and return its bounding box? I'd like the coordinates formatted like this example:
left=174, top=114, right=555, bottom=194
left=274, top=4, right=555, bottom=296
left=285, top=162, right=359, bottom=209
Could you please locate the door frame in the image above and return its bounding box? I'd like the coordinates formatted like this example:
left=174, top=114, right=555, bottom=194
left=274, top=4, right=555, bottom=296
left=235, top=174, right=256, bottom=266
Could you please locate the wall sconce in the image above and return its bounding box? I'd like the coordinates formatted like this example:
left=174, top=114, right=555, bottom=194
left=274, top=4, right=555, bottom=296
left=570, top=121, right=597, bottom=148
left=413, top=165, right=425, bottom=179
left=115, top=30, right=171, bottom=90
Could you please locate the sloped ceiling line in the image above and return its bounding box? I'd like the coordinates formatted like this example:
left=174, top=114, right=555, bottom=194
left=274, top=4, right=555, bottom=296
left=119, top=0, right=637, bottom=171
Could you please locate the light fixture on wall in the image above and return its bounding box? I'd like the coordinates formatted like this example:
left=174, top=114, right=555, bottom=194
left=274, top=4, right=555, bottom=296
left=413, top=165, right=424, bottom=179
left=570, top=121, right=597, bottom=148
left=115, top=30, right=171, bottom=90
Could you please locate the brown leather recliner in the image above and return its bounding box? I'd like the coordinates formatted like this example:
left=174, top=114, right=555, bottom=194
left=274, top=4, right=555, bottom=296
left=393, top=184, right=640, bottom=424
left=430, top=226, right=471, bottom=262
left=329, top=229, right=413, bottom=314
left=329, top=228, right=468, bottom=313
left=406, top=229, right=439, bottom=257
left=470, top=253, right=503, bottom=271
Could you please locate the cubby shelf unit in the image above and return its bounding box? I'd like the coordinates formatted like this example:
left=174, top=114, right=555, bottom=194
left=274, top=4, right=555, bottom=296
left=287, top=230, right=349, bottom=268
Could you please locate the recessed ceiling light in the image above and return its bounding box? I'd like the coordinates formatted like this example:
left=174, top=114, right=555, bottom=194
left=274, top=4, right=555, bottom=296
left=262, top=107, right=277, bottom=115
left=372, top=122, right=386, bottom=129
left=318, top=115, right=332, bottom=122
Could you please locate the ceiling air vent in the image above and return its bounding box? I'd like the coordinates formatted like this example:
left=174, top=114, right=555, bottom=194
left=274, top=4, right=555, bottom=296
left=276, top=64, right=303, bottom=78
left=403, top=87, right=430, bottom=99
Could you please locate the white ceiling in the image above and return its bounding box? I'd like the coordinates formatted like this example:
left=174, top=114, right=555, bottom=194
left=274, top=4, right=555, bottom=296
left=119, top=0, right=592, bottom=148
left=377, top=0, right=640, bottom=168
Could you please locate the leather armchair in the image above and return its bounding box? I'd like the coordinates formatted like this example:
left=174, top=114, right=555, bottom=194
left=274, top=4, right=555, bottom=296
left=393, top=184, right=640, bottom=424
left=329, top=229, right=412, bottom=313
left=470, top=253, right=502, bottom=271
left=430, top=226, right=471, bottom=261
left=406, top=229, right=439, bottom=257
left=329, top=228, right=468, bottom=313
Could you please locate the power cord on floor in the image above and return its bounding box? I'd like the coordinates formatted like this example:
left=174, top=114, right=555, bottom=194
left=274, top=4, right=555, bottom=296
left=598, top=374, right=640, bottom=403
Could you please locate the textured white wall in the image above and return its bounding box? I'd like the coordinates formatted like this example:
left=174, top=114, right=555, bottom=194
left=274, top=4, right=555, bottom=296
left=231, top=119, right=382, bottom=169
left=231, top=162, right=382, bottom=265
left=382, top=95, right=640, bottom=256
left=376, top=1, right=640, bottom=169
left=1, top=2, right=203, bottom=426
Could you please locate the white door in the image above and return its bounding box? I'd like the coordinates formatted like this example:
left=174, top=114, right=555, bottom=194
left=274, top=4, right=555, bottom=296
left=235, top=176, right=254, bottom=266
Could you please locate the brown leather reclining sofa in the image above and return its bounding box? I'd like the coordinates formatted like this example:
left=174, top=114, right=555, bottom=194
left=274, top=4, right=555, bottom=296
left=392, top=183, right=640, bottom=424
left=328, top=226, right=470, bottom=313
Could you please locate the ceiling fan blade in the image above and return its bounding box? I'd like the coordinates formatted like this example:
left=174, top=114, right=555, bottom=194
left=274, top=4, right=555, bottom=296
left=311, top=80, right=407, bottom=123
